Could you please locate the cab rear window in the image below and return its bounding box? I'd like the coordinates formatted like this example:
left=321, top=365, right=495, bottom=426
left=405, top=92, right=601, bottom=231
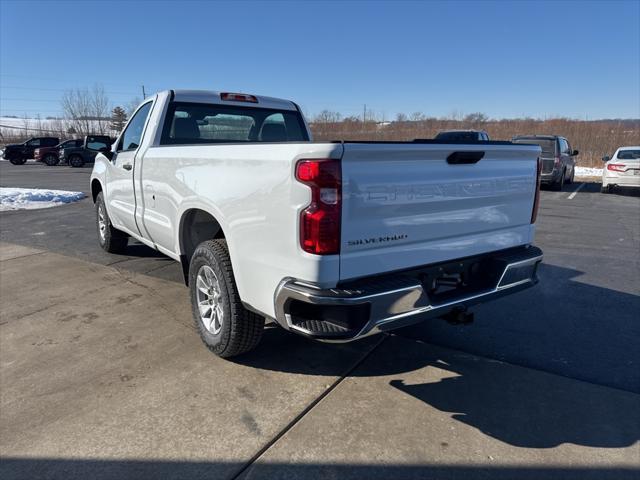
left=160, top=102, right=308, bottom=145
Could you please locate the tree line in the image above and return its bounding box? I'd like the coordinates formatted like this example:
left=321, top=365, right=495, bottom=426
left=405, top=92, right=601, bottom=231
left=2, top=95, right=638, bottom=168
left=310, top=111, right=639, bottom=168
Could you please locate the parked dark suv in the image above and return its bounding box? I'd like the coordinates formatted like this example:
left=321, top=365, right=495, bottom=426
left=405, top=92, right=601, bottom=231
left=34, top=139, right=82, bottom=166
left=2, top=137, right=60, bottom=165
left=512, top=135, right=578, bottom=190
left=61, top=135, right=113, bottom=168
left=435, top=130, right=490, bottom=141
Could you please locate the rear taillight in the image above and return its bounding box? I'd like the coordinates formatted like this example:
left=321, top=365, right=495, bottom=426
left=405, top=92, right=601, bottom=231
left=296, top=159, right=341, bottom=255
left=531, top=157, right=542, bottom=224
left=607, top=164, right=626, bottom=172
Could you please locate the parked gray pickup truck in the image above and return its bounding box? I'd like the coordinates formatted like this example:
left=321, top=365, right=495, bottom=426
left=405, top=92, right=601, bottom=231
left=62, top=135, right=113, bottom=168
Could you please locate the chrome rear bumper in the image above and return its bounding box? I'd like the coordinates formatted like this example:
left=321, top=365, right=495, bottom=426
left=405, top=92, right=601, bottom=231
left=274, top=246, right=542, bottom=342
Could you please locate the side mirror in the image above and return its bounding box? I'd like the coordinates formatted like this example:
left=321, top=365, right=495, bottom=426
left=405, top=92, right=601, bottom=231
left=99, top=147, right=114, bottom=161
left=572, top=149, right=579, bottom=156
left=602, top=156, right=610, bottom=162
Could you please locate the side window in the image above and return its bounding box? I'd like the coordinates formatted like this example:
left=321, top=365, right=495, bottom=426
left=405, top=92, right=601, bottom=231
left=87, top=136, right=110, bottom=150
left=27, top=138, right=40, bottom=147
left=118, top=102, right=152, bottom=151
left=560, top=138, right=569, bottom=154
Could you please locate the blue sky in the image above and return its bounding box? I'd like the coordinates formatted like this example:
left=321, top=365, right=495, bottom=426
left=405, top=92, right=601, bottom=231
left=1, top=0, right=638, bottom=119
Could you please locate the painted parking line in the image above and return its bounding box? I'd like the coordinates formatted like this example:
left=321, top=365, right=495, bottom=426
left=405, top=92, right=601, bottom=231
left=567, top=183, right=585, bottom=199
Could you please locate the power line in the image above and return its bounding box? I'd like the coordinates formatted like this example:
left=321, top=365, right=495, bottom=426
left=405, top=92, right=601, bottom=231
left=1, top=110, right=64, bottom=114
left=1, top=98, right=67, bottom=103
left=1, top=85, right=140, bottom=96
left=0, top=73, right=160, bottom=91
left=0, top=124, right=65, bottom=133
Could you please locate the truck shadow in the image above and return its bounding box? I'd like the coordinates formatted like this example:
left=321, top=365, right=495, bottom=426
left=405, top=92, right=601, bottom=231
left=387, top=344, right=640, bottom=449
left=238, top=263, right=639, bottom=390
left=234, top=262, right=640, bottom=450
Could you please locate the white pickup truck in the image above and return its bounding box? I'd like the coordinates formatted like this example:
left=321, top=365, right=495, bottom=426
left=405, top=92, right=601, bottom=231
left=90, top=90, right=543, bottom=358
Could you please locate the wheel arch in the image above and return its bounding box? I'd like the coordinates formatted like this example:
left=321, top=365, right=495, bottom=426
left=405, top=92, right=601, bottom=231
left=91, top=179, right=103, bottom=203
left=178, top=208, right=226, bottom=285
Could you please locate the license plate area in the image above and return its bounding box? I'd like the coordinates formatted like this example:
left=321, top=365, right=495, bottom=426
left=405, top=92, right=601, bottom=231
left=419, top=257, right=502, bottom=305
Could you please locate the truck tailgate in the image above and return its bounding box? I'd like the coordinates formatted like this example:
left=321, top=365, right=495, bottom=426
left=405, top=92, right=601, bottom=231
left=339, top=143, right=540, bottom=281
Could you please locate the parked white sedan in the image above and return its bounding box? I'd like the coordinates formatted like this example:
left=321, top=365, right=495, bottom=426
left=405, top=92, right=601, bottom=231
left=601, top=146, right=640, bottom=193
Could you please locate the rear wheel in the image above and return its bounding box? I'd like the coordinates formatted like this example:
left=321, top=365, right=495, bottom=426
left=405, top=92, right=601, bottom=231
left=43, top=153, right=60, bottom=166
left=189, top=239, right=264, bottom=358
left=601, top=184, right=613, bottom=194
left=551, top=170, right=565, bottom=191
left=69, top=155, right=84, bottom=168
left=565, top=167, right=574, bottom=184
left=95, top=192, right=128, bottom=253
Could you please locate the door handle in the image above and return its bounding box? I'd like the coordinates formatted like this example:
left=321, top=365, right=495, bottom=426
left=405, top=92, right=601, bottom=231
left=447, top=151, right=485, bottom=164
left=123, top=163, right=132, bottom=171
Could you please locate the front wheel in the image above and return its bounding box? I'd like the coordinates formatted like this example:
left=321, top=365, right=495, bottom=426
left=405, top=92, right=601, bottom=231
left=95, top=192, right=128, bottom=253
left=9, top=156, right=26, bottom=165
left=189, top=239, right=264, bottom=358
left=69, top=155, right=85, bottom=168
left=43, top=153, right=60, bottom=166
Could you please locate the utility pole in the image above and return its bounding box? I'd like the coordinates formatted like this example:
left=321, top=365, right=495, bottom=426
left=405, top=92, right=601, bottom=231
left=142, top=85, right=147, bottom=99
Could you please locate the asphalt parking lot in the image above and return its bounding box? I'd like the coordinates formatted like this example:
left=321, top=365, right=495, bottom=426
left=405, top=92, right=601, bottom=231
left=1, top=161, right=639, bottom=479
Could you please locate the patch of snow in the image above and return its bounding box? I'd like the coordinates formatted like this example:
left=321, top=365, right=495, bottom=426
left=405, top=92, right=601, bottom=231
left=575, top=166, right=603, bottom=177
left=0, top=187, right=85, bottom=211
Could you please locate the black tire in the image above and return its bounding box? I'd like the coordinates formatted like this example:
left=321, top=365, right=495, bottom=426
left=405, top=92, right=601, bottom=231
left=9, top=156, right=26, bottom=165
left=69, top=155, right=85, bottom=168
left=565, top=167, right=574, bottom=184
left=95, top=192, right=128, bottom=253
left=43, top=153, right=60, bottom=166
left=601, top=184, right=613, bottom=194
left=551, top=170, right=565, bottom=191
left=189, top=239, right=264, bottom=358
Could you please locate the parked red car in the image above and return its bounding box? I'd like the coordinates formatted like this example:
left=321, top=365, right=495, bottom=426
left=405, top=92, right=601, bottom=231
left=34, top=139, right=82, bottom=166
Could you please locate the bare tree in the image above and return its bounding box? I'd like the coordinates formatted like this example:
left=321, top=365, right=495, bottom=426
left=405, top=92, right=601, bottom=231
left=21, top=114, right=31, bottom=137
left=61, top=88, right=92, bottom=136
left=91, top=84, right=109, bottom=134
left=314, top=110, right=342, bottom=123
left=61, top=85, right=110, bottom=136
left=464, top=112, right=489, bottom=126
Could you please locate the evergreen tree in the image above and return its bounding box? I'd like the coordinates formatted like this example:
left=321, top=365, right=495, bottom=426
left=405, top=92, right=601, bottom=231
left=109, top=106, right=127, bottom=133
